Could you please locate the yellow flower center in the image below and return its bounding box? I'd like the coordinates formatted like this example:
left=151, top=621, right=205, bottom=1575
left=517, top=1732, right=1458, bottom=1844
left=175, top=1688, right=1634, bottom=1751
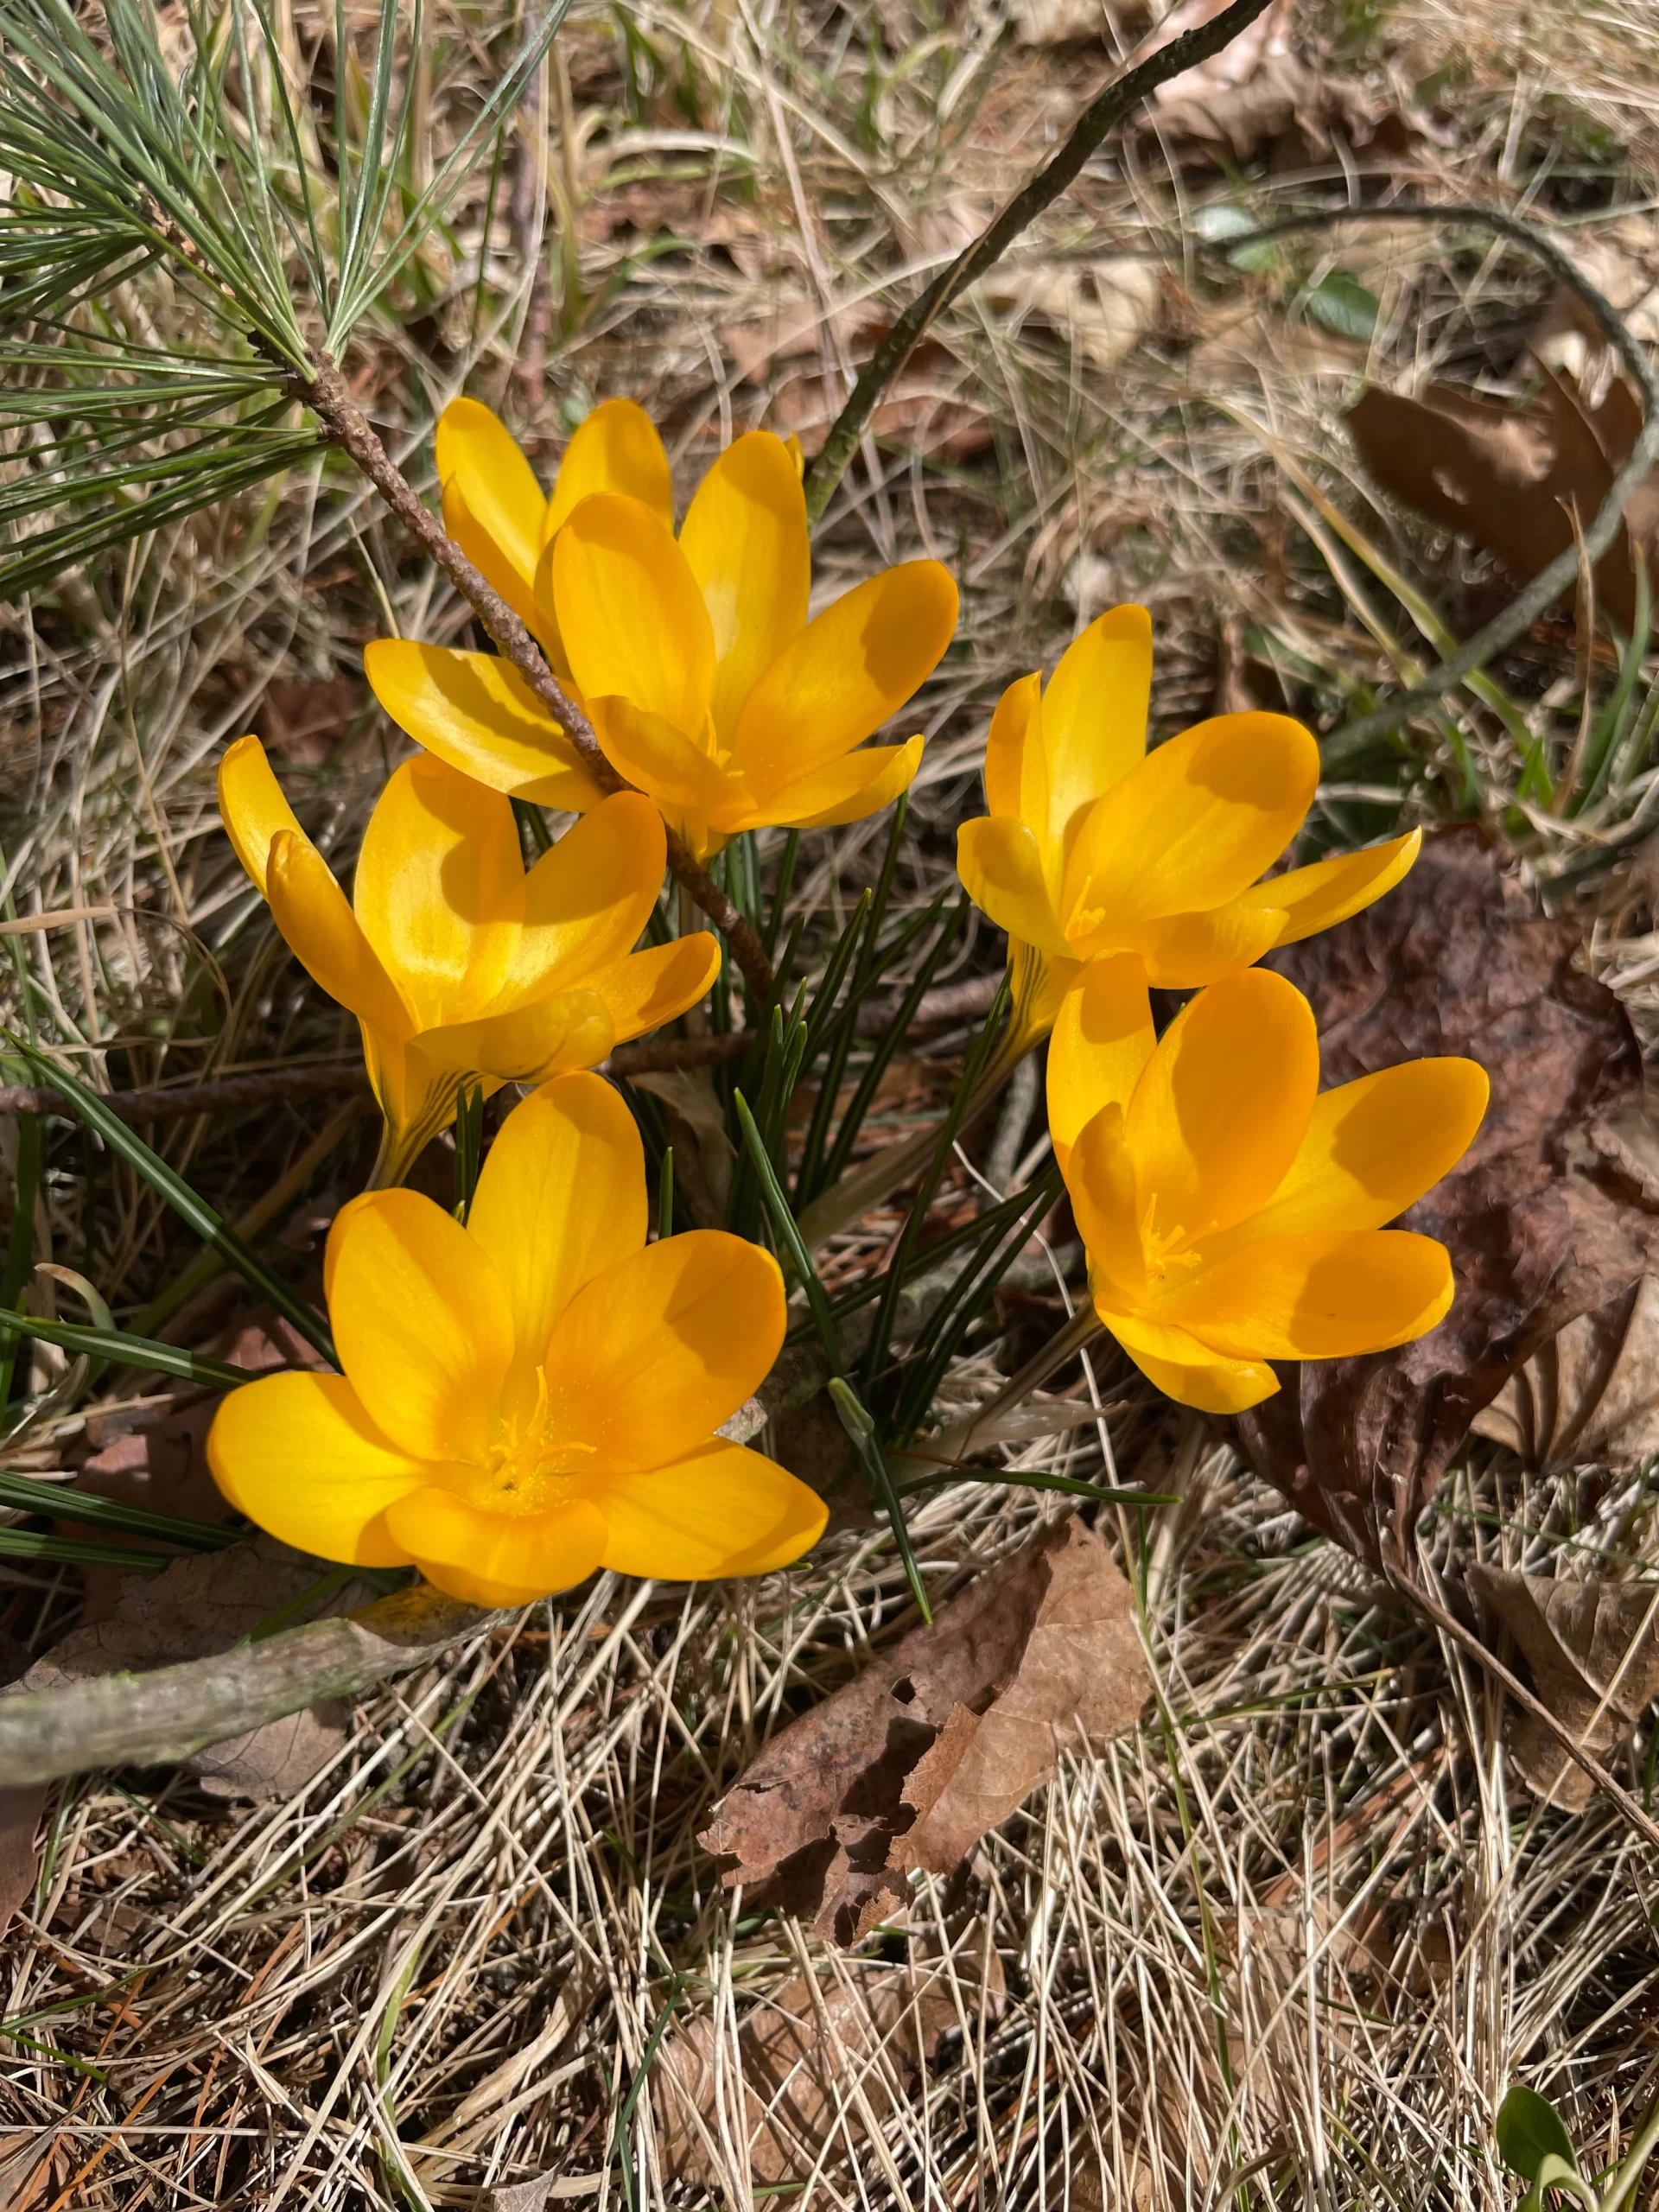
left=1141, top=1206, right=1204, bottom=1293
left=459, top=1366, right=596, bottom=1516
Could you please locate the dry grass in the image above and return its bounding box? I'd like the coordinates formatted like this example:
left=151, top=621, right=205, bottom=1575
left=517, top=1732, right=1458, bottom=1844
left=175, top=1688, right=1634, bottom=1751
left=3, top=0, right=1659, bottom=2202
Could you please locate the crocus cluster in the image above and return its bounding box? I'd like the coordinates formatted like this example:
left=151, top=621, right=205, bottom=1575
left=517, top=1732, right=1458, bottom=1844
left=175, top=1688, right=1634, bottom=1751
left=209, top=392, right=1486, bottom=1611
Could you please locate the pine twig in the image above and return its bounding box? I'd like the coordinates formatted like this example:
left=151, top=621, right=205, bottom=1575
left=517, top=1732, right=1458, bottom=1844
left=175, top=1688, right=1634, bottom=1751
left=297, top=359, right=775, bottom=1005
left=799, top=0, right=1278, bottom=523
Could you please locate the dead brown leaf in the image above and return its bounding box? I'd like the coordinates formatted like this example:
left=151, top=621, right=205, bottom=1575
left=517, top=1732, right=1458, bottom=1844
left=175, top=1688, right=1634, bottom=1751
left=258, top=675, right=365, bottom=765
left=1466, top=1566, right=1659, bottom=1807
left=1238, top=828, right=1656, bottom=1572
left=700, top=1516, right=1148, bottom=1944
left=20, top=1535, right=373, bottom=1798
left=1472, top=1274, right=1659, bottom=1469
left=653, top=1944, right=1002, bottom=2188
left=1140, top=0, right=1402, bottom=165
left=1349, top=369, right=1659, bottom=633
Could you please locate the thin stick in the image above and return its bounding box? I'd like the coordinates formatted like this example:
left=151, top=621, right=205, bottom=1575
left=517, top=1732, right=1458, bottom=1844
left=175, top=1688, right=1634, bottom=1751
left=798, top=0, right=1278, bottom=523
left=296, top=359, right=775, bottom=1003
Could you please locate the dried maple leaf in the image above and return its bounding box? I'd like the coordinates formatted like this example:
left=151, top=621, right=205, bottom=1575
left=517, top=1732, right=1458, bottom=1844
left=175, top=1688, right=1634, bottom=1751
left=20, top=1535, right=373, bottom=1798
left=1238, top=828, right=1657, bottom=1572
left=700, top=1516, right=1148, bottom=1944
left=1471, top=1274, right=1659, bottom=1470
left=1466, top=1566, right=1659, bottom=1808
left=1349, top=370, right=1659, bottom=632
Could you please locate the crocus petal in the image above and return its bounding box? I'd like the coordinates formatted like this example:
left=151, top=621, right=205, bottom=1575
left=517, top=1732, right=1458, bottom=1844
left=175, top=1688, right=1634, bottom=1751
left=1065, top=1103, right=1146, bottom=1301
left=467, top=1070, right=647, bottom=1378
left=416, top=989, right=613, bottom=1082
left=745, top=736, right=923, bottom=832
left=732, top=560, right=957, bottom=792
left=354, top=755, right=523, bottom=1032
left=435, top=398, right=552, bottom=646
left=1160, top=1229, right=1454, bottom=1360
left=1039, top=603, right=1153, bottom=848
left=266, top=831, right=412, bottom=1042
left=1123, top=898, right=1287, bottom=987
left=957, top=816, right=1071, bottom=960
left=1241, top=830, right=1423, bottom=947
left=593, top=937, right=721, bottom=1045
left=553, top=493, right=715, bottom=735
left=1127, top=968, right=1318, bottom=1244
left=983, top=671, right=1042, bottom=827
left=328, top=1189, right=516, bottom=1462
left=588, top=696, right=738, bottom=856
left=219, top=734, right=301, bottom=895
left=499, top=792, right=665, bottom=1009
left=388, top=1489, right=608, bottom=1604
left=677, top=431, right=810, bottom=746
left=1098, top=1306, right=1280, bottom=1414
left=543, top=396, right=674, bottom=540
left=1227, top=1058, right=1490, bottom=1242
left=363, top=641, right=605, bottom=812
left=1060, top=711, right=1319, bottom=939
left=596, top=1438, right=827, bottom=1579
left=207, top=1371, right=425, bottom=1564
left=541, top=1232, right=786, bottom=1473
left=1046, top=953, right=1155, bottom=1169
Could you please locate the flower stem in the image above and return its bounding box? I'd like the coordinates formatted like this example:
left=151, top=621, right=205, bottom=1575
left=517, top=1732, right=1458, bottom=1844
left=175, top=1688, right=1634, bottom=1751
left=298, top=358, right=775, bottom=1006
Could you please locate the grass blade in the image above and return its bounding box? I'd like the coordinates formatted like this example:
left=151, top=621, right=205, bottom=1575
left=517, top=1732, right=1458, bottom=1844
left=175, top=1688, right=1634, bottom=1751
left=0, top=1308, right=252, bottom=1390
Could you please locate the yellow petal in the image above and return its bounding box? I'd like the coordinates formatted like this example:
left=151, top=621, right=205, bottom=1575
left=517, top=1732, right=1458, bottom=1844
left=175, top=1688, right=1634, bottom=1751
left=983, top=670, right=1042, bottom=826
left=266, top=830, right=411, bottom=1042
left=499, top=791, right=665, bottom=1009
left=588, top=695, right=739, bottom=857
left=1039, top=603, right=1153, bottom=851
left=218, top=734, right=300, bottom=895
left=1127, top=967, right=1318, bottom=1244
left=1124, top=897, right=1287, bottom=987
left=1046, top=953, right=1155, bottom=1168
left=1240, top=830, right=1423, bottom=947
left=732, top=561, right=957, bottom=791
left=207, top=1371, right=425, bottom=1564
left=1007, top=938, right=1082, bottom=1057
left=957, top=815, right=1071, bottom=959
left=1230, top=1057, right=1489, bottom=1242
left=388, top=1489, right=607, bottom=1604
left=553, top=493, right=715, bottom=734
left=541, top=1232, right=785, bottom=1472
left=363, top=640, right=606, bottom=811
left=435, top=400, right=555, bottom=652
left=1159, top=1229, right=1454, bottom=1359
left=594, top=936, right=721, bottom=1045
left=354, top=755, right=523, bottom=1031
left=745, top=736, right=923, bottom=832
left=677, top=431, right=810, bottom=746
left=1098, top=1306, right=1280, bottom=1413
left=543, top=396, right=674, bottom=541
left=467, top=1070, right=648, bottom=1377
left=416, top=989, right=614, bottom=1082
left=328, top=1188, right=515, bottom=1461
left=597, top=1438, right=827, bottom=1579
left=1065, top=1103, right=1146, bottom=1300
left=1060, top=711, right=1319, bottom=940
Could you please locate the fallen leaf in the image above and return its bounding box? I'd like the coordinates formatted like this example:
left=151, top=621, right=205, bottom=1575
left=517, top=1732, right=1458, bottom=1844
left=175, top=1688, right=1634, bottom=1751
left=982, top=259, right=1163, bottom=376
left=259, top=676, right=366, bottom=765
left=475, top=2175, right=601, bottom=2209
left=1472, top=1274, right=1659, bottom=1470
left=1348, top=369, right=1659, bottom=632
left=1466, top=1566, right=1659, bottom=1808
left=700, top=1516, right=1148, bottom=1944
left=654, top=1941, right=1003, bottom=2187
left=0, top=1636, right=41, bottom=1936
left=1141, top=0, right=1401, bottom=165
left=1238, top=828, right=1656, bottom=1573
left=19, top=1535, right=374, bottom=1797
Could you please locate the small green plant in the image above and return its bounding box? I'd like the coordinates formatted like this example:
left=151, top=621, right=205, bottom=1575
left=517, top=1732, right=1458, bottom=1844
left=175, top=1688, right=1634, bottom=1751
left=1497, top=2082, right=1659, bottom=2212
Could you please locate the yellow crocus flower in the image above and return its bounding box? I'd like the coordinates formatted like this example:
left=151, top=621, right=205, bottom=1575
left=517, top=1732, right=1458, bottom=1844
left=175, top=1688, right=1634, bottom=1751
left=1047, top=957, right=1488, bottom=1414
left=219, top=737, right=718, bottom=1185
left=366, top=404, right=959, bottom=861
left=957, top=605, right=1421, bottom=1051
left=207, top=1073, right=826, bottom=1606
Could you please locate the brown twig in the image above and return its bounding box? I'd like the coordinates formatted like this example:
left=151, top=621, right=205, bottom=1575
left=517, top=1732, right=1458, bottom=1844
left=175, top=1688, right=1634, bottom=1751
left=297, top=359, right=775, bottom=1004
left=799, top=0, right=1278, bottom=524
